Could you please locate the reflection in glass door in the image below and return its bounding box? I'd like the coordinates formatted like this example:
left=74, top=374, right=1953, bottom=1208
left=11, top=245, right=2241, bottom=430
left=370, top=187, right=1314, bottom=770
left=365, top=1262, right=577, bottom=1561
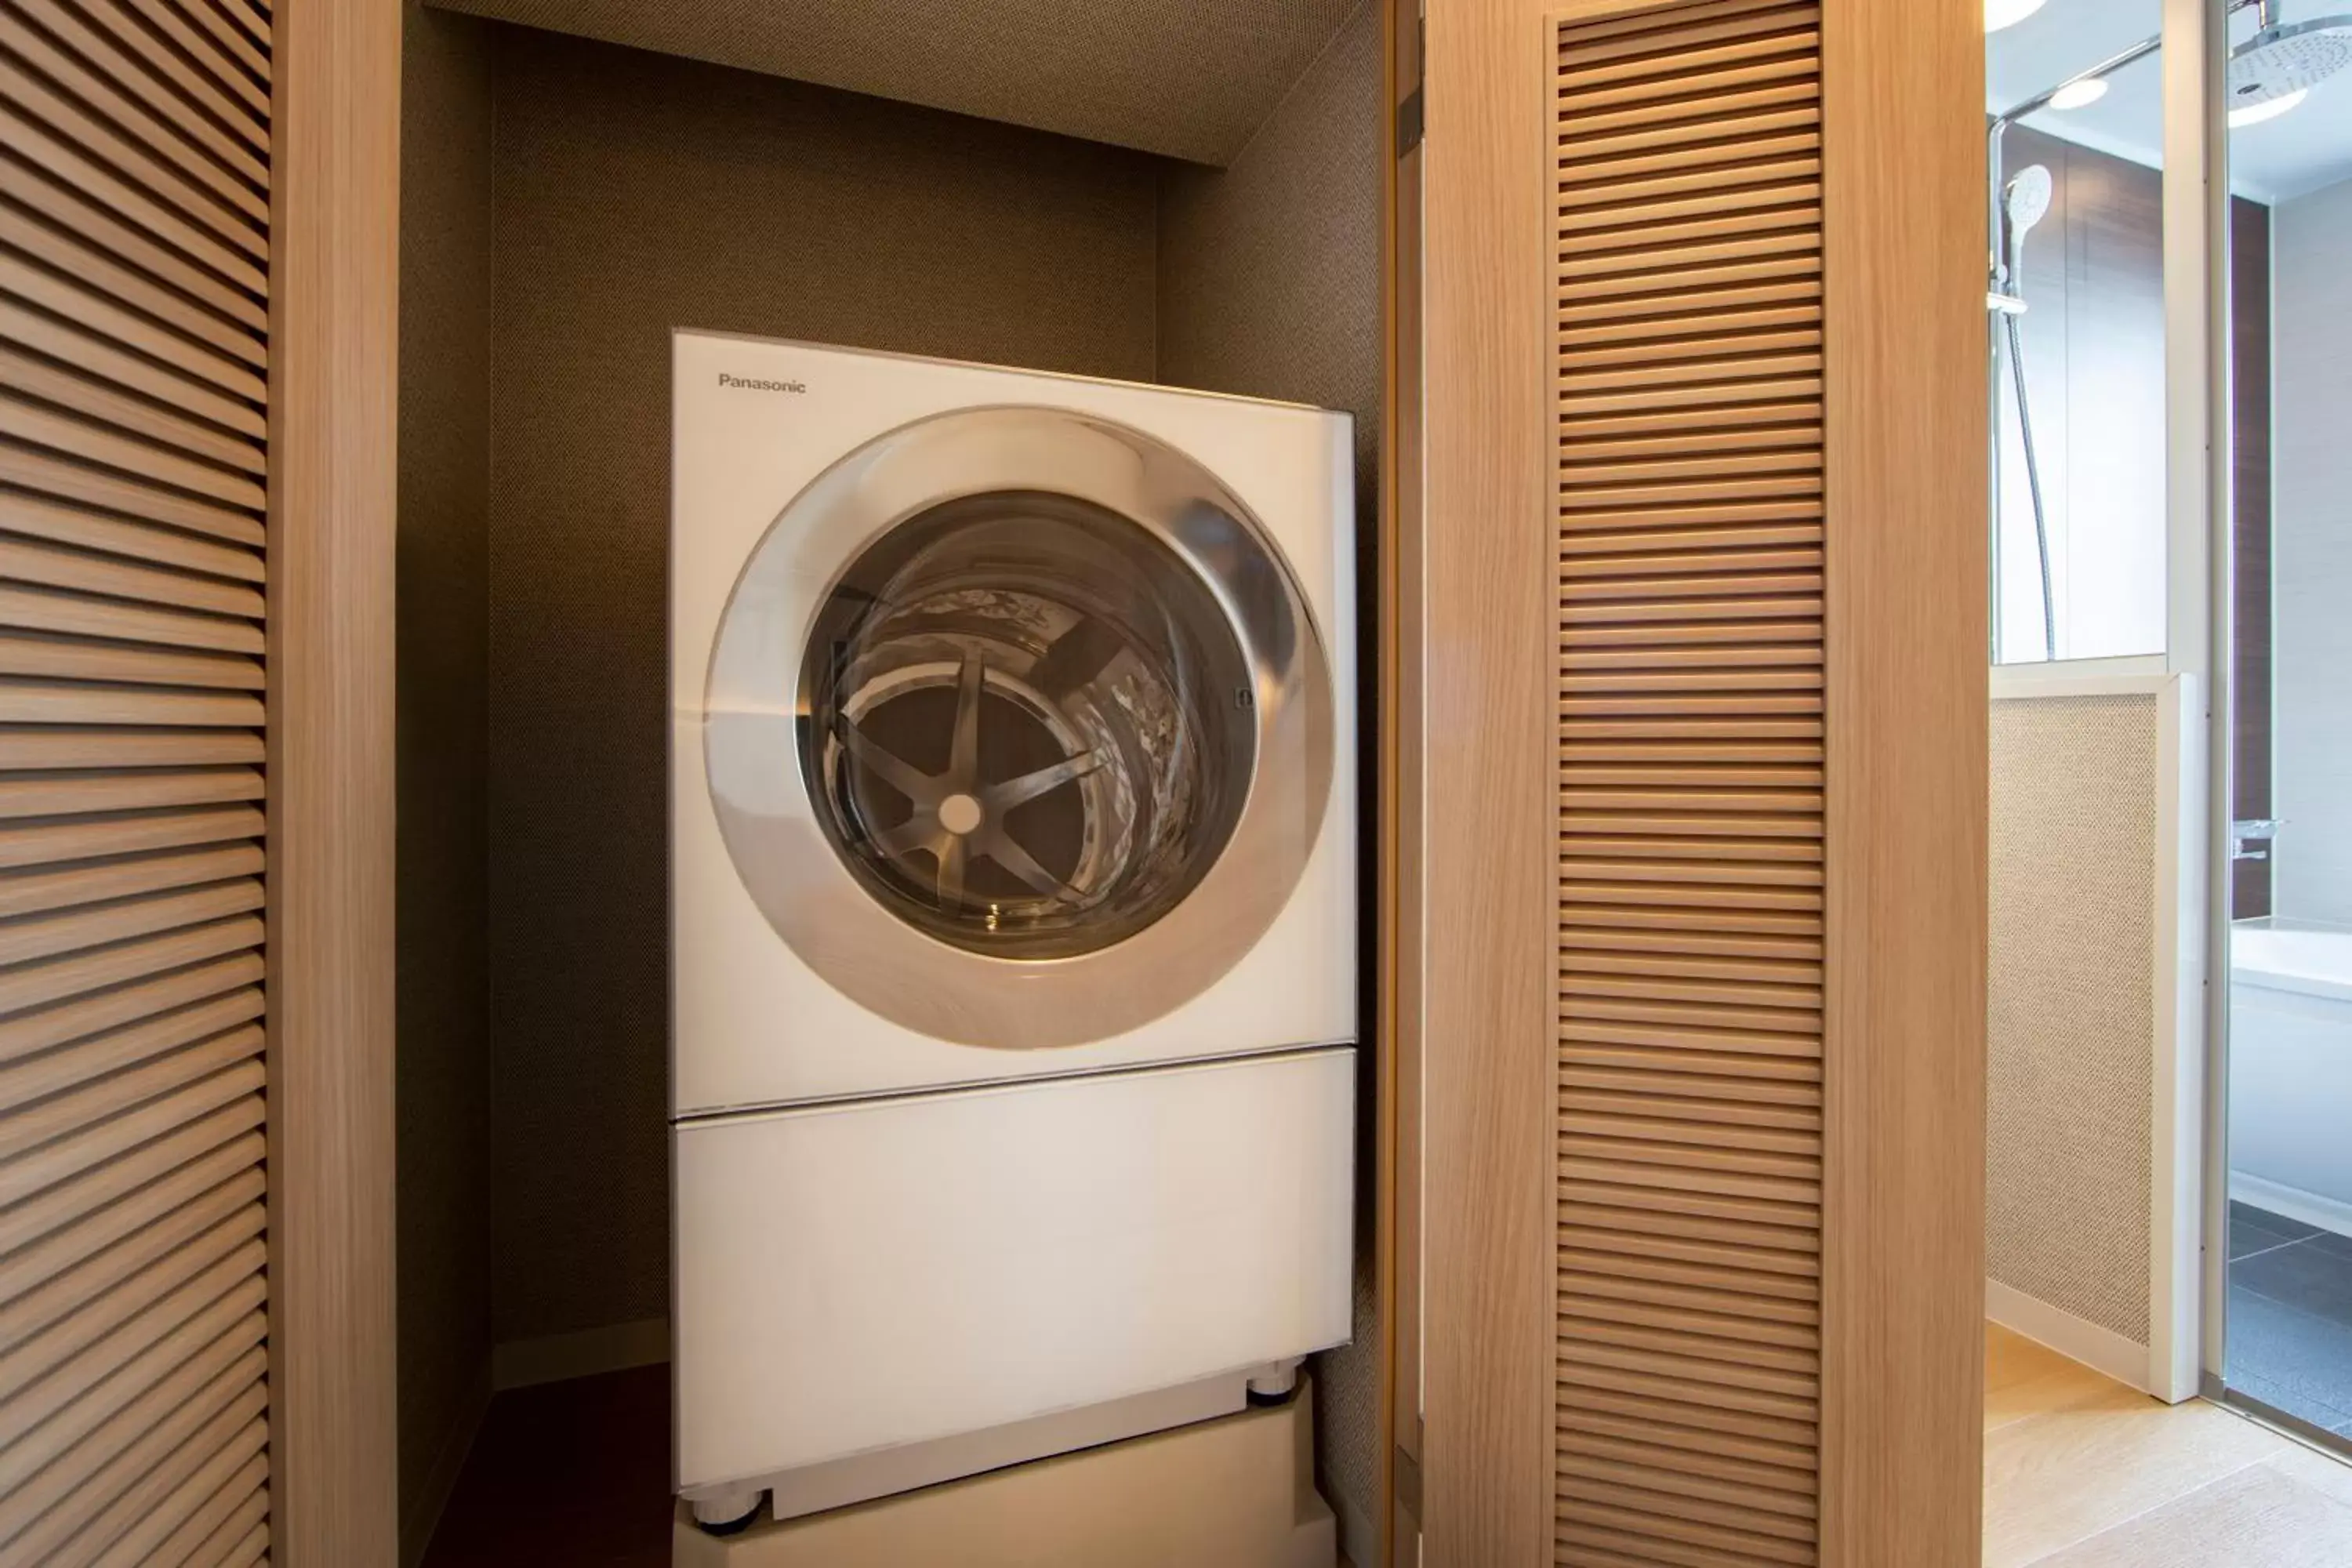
left=1987, top=0, right=2171, bottom=666
left=2220, top=0, right=2352, bottom=1455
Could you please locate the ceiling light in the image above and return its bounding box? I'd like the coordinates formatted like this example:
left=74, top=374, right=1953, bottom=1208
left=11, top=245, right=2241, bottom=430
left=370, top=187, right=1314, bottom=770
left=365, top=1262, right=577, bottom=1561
left=2048, top=78, right=2111, bottom=110
left=2230, top=86, right=2309, bottom=126
left=1987, top=0, right=2048, bottom=32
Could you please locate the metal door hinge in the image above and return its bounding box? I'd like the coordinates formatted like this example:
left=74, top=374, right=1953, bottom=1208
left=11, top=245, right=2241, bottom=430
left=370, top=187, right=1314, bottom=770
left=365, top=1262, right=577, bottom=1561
left=1396, top=15, right=1425, bottom=157
left=1394, top=1443, right=1423, bottom=1523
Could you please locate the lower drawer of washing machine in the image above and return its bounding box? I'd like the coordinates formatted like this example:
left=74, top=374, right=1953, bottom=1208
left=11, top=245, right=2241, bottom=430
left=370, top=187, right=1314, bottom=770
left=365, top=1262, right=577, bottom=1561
left=670, top=1044, right=1356, bottom=1496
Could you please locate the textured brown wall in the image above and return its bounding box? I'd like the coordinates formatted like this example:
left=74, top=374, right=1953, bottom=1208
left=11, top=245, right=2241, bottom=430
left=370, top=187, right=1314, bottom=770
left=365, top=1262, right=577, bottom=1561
left=397, top=2, right=497, bottom=1555
left=486, top=27, right=1163, bottom=1345
left=1156, top=2, right=1382, bottom=1549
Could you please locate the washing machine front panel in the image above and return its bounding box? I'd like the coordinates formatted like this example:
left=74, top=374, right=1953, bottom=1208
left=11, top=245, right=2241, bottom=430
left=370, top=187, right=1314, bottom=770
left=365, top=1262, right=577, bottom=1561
left=671, top=333, right=1356, bottom=1112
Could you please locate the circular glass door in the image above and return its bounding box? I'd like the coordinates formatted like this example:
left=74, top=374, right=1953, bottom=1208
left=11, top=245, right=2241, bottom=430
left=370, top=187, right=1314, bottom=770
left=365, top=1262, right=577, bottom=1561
left=703, top=405, right=1334, bottom=1049
left=800, top=491, right=1255, bottom=960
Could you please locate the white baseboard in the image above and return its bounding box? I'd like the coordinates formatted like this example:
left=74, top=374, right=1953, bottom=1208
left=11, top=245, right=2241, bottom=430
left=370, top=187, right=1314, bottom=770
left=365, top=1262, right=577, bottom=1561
left=492, top=1316, right=670, bottom=1391
left=1986, top=1279, right=2154, bottom=1395
left=2230, top=1171, right=2352, bottom=1242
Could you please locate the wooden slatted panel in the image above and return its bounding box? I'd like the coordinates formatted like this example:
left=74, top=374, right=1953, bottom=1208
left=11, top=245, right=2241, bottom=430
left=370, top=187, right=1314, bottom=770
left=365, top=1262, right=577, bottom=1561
left=0, top=0, right=270, bottom=1559
left=1555, top=4, right=1824, bottom=1564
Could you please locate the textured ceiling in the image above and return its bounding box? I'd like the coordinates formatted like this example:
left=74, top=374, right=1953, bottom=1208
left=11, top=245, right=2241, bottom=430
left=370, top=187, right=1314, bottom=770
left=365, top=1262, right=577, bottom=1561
left=426, top=0, right=1363, bottom=165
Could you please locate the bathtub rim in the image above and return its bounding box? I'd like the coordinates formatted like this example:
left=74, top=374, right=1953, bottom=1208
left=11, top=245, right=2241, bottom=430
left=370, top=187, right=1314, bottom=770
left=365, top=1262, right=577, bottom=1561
left=2230, top=920, right=2352, bottom=1006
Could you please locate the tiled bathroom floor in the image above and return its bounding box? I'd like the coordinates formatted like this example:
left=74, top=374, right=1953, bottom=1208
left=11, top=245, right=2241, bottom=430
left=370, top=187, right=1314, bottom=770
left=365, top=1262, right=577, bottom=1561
left=2230, top=1200, right=2352, bottom=1438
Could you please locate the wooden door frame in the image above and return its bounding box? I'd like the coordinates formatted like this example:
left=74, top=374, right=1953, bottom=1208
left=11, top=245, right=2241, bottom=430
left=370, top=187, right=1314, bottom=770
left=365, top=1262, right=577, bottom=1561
left=1814, top=2, right=1987, bottom=1559
left=1412, top=0, right=1987, bottom=1562
left=1377, top=0, right=1424, bottom=1560
left=267, top=0, right=404, bottom=1559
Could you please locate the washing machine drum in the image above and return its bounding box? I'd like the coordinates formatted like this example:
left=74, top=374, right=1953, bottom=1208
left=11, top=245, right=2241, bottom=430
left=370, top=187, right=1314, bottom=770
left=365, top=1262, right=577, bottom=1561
left=703, top=406, right=1336, bottom=1050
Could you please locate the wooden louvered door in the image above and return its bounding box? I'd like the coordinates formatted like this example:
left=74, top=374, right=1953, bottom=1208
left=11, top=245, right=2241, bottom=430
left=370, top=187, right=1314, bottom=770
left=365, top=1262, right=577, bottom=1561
left=1552, top=4, right=1828, bottom=1563
left=1414, top=0, right=1984, bottom=1563
left=0, top=0, right=274, bottom=1561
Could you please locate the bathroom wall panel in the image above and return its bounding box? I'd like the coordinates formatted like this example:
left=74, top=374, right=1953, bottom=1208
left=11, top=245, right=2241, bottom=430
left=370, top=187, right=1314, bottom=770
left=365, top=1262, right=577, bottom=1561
left=0, top=0, right=274, bottom=1555
left=1992, top=136, right=2270, bottom=714
left=1995, top=124, right=2166, bottom=664
left=2272, top=175, right=2352, bottom=931
left=485, top=29, right=1163, bottom=1347
left=1987, top=694, right=2159, bottom=1350
left=2230, top=197, right=2272, bottom=920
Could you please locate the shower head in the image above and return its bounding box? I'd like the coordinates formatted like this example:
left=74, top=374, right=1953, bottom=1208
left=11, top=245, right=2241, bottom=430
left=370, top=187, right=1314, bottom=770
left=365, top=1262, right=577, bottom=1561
left=2230, top=15, right=2352, bottom=114
left=2005, top=165, right=2054, bottom=235
left=2000, top=165, right=2054, bottom=291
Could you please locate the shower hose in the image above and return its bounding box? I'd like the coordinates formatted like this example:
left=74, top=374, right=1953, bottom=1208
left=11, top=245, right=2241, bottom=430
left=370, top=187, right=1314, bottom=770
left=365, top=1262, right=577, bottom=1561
left=2002, top=310, right=2058, bottom=663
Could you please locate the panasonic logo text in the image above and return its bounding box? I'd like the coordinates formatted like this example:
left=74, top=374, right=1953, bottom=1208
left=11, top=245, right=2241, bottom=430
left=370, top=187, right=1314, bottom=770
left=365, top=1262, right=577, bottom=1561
left=717, top=372, right=807, bottom=394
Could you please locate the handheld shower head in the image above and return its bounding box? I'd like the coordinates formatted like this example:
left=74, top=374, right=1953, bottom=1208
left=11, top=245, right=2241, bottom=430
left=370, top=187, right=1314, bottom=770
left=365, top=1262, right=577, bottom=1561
left=1995, top=163, right=2058, bottom=658
left=2001, top=165, right=2054, bottom=292
left=2005, top=165, right=2054, bottom=233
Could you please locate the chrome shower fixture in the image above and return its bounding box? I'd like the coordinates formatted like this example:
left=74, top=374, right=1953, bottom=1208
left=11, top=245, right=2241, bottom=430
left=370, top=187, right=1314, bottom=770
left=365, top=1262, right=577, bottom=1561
left=1990, top=0, right=2352, bottom=162
left=2001, top=165, right=2053, bottom=293
left=1991, top=164, right=2059, bottom=662
left=1987, top=165, right=2051, bottom=315
left=1981, top=0, right=2352, bottom=666
left=2229, top=12, right=2352, bottom=116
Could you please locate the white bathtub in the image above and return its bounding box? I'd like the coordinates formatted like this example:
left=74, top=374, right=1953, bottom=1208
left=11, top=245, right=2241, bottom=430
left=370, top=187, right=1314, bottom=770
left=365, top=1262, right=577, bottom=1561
left=2231, top=922, right=2352, bottom=1235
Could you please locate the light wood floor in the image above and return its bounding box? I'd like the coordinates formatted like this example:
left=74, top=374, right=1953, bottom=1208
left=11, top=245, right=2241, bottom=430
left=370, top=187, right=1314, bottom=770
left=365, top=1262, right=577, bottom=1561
left=1985, top=1322, right=2352, bottom=1566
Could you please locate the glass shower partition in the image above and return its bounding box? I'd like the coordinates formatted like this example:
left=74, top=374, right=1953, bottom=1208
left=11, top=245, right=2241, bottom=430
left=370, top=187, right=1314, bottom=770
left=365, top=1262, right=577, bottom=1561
left=2215, top=0, right=2352, bottom=1457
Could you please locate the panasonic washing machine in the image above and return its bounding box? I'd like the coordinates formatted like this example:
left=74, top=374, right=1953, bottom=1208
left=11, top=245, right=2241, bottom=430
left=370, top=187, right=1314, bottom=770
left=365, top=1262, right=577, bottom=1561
left=668, top=331, right=1357, bottom=1529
